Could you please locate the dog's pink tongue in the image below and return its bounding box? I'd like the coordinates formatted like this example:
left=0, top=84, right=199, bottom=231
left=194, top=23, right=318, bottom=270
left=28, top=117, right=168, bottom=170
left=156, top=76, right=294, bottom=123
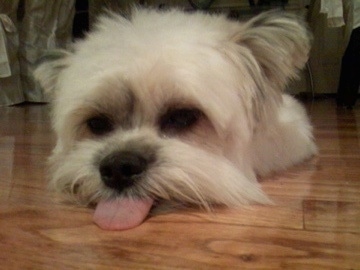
left=93, top=197, right=153, bottom=230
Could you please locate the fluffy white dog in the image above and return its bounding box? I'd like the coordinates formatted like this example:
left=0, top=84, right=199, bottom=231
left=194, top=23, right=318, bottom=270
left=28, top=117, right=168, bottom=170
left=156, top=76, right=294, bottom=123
left=34, top=8, right=317, bottom=230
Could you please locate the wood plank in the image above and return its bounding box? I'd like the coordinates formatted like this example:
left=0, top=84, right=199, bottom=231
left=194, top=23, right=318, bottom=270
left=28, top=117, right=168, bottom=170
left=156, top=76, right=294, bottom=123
left=304, top=200, right=360, bottom=233
left=0, top=207, right=358, bottom=269
left=263, top=180, right=360, bottom=202
left=151, top=198, right=304, bottom=230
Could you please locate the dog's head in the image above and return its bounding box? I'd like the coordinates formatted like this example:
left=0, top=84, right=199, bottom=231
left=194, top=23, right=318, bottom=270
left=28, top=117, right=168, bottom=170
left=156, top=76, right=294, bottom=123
left=34, top=8, right=310, bottom=230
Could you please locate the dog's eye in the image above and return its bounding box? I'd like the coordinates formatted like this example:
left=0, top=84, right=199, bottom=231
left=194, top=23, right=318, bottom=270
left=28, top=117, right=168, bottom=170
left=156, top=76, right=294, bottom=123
left=86, top=116, right=113, bottom=135
left=159, top=108, right=202, bottom=133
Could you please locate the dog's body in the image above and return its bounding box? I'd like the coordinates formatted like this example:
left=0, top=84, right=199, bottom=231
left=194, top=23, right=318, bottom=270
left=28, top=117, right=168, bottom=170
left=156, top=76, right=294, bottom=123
left=35, top=8, right=316, bottom=230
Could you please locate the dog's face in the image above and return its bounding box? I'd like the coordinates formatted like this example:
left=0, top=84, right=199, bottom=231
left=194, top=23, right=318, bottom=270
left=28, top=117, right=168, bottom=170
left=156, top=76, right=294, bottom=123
left=34, top=8, right=310, bottom=230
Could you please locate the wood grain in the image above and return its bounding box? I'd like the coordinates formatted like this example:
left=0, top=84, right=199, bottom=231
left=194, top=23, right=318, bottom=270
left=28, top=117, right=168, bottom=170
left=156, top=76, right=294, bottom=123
left=0, top=99, right=359, bottom=269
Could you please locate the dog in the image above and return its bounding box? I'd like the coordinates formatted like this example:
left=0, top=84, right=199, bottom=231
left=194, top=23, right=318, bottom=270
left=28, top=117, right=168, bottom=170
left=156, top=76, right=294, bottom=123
left=34, top=8, right=317, bottom=230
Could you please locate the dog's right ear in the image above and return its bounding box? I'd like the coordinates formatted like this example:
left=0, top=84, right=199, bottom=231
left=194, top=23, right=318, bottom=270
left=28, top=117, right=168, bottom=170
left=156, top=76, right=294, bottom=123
left=33, top=50, right=72, bottom=95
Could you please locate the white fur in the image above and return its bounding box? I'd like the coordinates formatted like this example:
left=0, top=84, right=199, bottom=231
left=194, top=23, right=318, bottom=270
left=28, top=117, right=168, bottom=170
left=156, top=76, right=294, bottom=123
left=34, top=8, right=317, bottom=211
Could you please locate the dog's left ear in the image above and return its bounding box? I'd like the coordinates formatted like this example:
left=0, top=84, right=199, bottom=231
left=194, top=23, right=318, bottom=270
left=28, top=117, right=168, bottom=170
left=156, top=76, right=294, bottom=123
left=33, top=50, right=72, bottom=95
left=227, top=11, right=311, bottom=92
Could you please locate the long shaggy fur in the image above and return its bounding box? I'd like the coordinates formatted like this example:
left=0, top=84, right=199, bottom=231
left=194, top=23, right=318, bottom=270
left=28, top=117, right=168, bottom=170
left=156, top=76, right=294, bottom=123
left=34, top=8, right=316, bottom=224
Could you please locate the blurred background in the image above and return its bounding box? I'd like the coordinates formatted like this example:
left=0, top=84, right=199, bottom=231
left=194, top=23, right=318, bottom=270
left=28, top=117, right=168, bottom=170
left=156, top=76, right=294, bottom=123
left=0, top=0, right=358, bottom=107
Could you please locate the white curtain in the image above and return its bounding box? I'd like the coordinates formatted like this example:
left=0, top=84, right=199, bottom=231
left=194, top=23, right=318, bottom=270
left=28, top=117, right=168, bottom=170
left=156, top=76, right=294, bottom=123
left=0, top=0, right=75, bottom=106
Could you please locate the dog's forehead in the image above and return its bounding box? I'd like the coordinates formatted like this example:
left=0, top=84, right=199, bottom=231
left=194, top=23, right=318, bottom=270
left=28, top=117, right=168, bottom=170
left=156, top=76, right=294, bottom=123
left=66, top=9, right=240, bottom=82
left=54, top=10, right=251, bottom=134
left=57, top=47, right=243, bottom=137
left=81, top=67, right=202, bottom=118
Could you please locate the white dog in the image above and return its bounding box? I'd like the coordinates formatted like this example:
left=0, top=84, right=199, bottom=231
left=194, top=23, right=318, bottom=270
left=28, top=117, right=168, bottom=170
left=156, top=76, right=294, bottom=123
left=34, top=8, right=317, bottom=230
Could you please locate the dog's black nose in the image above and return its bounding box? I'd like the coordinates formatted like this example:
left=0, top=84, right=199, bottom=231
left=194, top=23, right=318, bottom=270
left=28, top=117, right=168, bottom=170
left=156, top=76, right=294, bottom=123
left=99, top=152, right=148, bottom=192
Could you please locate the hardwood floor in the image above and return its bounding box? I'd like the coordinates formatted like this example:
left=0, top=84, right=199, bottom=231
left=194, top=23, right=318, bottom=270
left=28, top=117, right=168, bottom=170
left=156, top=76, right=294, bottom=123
left=0, top=99, right=359, bottom=269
